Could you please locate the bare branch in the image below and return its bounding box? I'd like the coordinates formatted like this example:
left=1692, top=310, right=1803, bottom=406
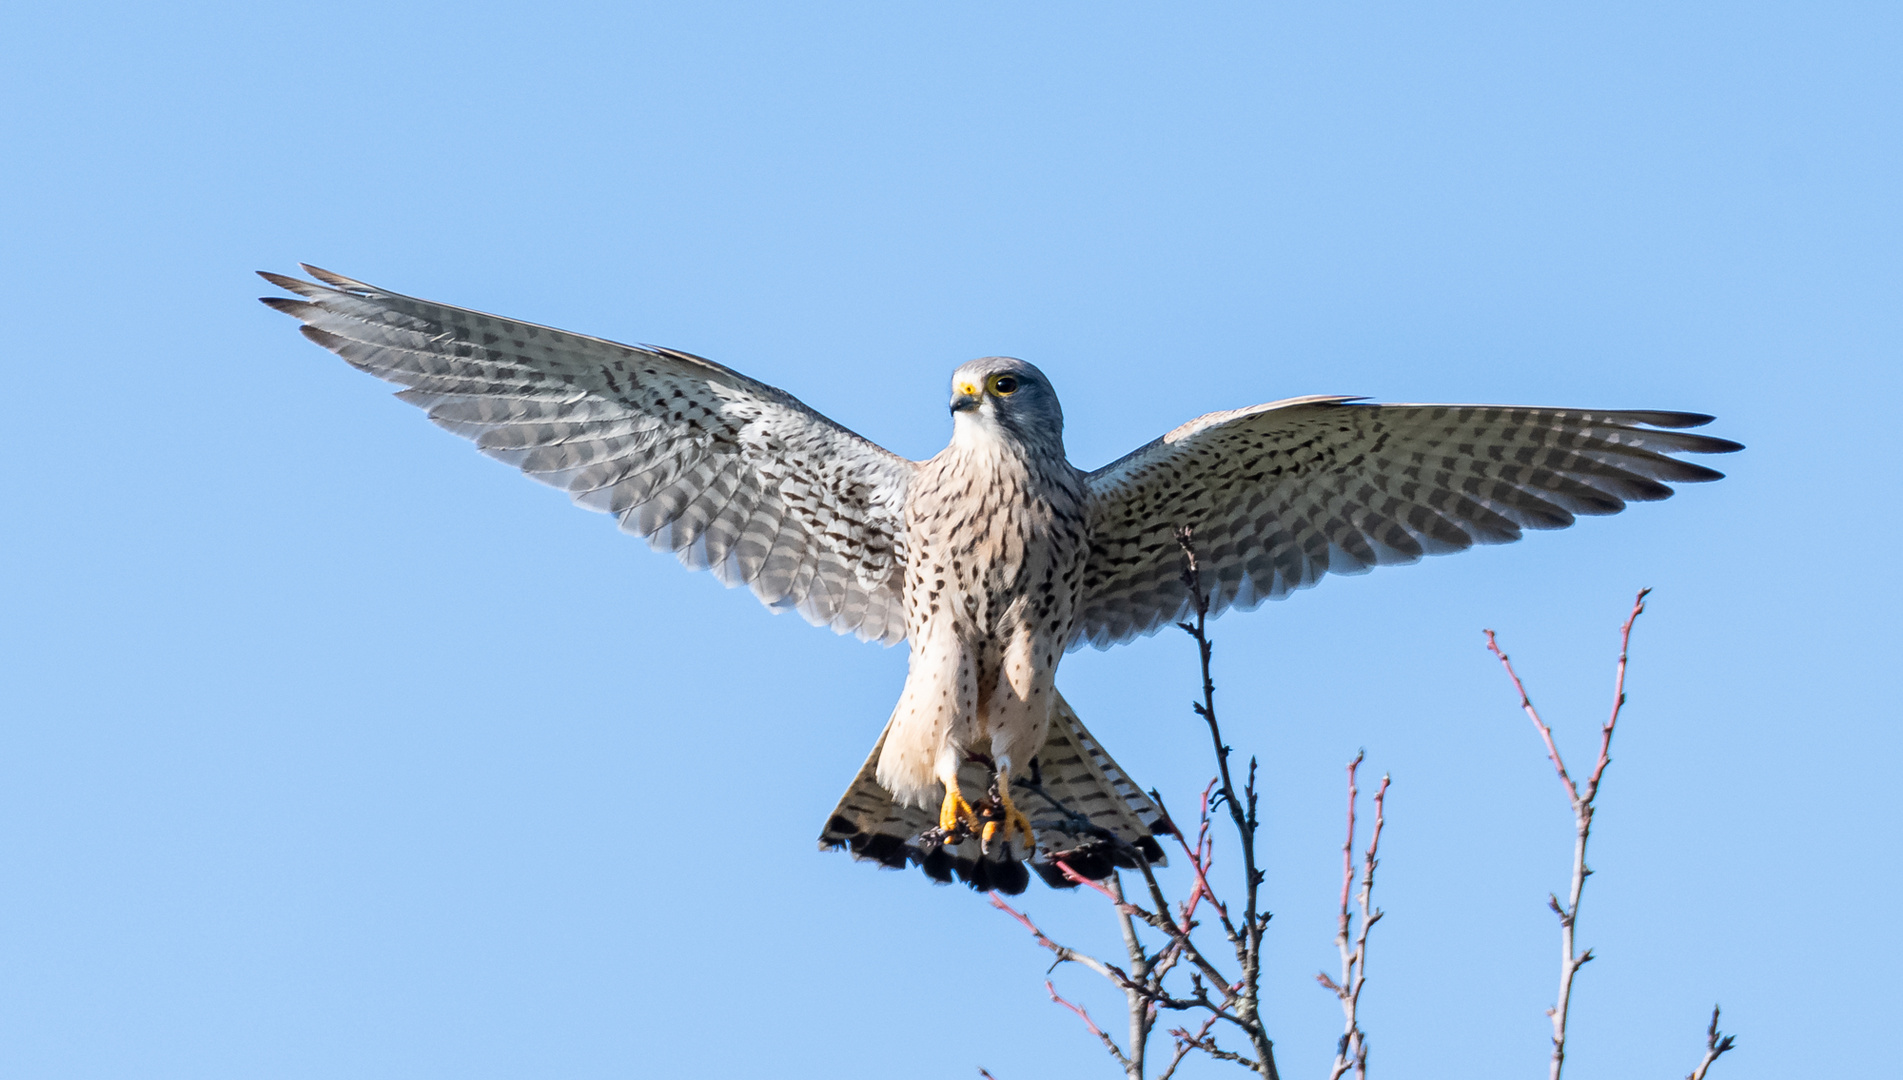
left=1054, top=859, right=1133, bottom=907
left=1173, top=1029, right=1260, bottom=1071
left=988, top=892, right=1129, bottom=988
left=1157, top=1015, right=1221, bottom=1080
left=1337, top=753, right=1362, bottom=939
left=1484, top=629, right=1579, bottom=805
left=1685, top=1005, right=1736, bottom=1080
left=1485, top=589, right=1650, bottom=1080
left=1048, top=979, right=1130, bottom=1069
left=991, top=572, right=1730, bottom=1080
left=1175, top=526, right=1281, bottom=1080
left=1588, top=588, right=1652, bottom=803
left=1127, top=840, right=1245, bottom=1011
left=1323, top=753, right=1389, bottom=1080
left=1152, top=785, right=1237, bottom=943
left=1175, top=780, right=1226, bottom=932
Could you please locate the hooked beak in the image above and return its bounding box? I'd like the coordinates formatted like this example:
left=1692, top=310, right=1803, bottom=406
left=950, top=380, right=982, bottom=414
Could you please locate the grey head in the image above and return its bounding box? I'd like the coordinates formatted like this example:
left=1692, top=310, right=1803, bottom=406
left=948, top=356, right=1066, bottom=453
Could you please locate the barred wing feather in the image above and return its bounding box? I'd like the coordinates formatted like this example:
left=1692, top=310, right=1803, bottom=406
left=1074, top=398, right=1741, bottom=648
left=260, top=266, right=914, bottom=645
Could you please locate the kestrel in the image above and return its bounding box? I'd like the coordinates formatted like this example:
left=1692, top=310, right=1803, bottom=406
left=261, top=266, right=1740, bottom=895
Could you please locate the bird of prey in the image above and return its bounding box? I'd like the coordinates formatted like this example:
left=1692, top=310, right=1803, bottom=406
left=260, top=266, right=1740, bottom=895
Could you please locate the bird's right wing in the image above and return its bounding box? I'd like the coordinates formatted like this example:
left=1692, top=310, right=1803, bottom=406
left=1072, top=398, right=1741, bottom=648
left=261, top=266, right=915, bottom=645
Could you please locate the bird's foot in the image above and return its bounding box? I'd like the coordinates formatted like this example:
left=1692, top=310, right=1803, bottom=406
left=939, top=784, right=981, bottom=839
left=980, top=782, right=1035, bottom=856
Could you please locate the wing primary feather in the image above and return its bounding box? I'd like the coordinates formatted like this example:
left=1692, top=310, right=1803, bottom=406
left=260, top=267, right=914, bottom=642
left=1075, top=398, right=1737, bottom=648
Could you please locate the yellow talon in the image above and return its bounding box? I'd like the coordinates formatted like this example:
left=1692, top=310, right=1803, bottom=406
left=982, top=783, right=1035, bottom=852
left=940, top=784, right=980, bottom=835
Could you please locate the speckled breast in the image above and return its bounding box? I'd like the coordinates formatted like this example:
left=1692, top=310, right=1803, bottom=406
left=902, top=445, right=1091, bottom=650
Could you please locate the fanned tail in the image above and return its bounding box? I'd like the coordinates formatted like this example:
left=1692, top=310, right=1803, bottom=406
left=818, top=691, right=1168, bottom=894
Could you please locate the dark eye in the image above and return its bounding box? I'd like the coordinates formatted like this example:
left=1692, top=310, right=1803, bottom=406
left=990, top=375, right=1019, bottom=396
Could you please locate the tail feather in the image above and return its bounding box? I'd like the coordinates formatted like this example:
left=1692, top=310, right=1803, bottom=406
left=819, top=690, right=1168, bottom=893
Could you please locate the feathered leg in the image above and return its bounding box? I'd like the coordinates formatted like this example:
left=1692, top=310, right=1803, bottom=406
left=936, top=747, right=982, bottom=835
left=982, top=756, right=1036, bottom=853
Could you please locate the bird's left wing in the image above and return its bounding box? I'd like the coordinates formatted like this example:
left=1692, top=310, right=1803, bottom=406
left=1072, top=397, right=1741, bottom=649
left=261, top=266, right=914, bottom=645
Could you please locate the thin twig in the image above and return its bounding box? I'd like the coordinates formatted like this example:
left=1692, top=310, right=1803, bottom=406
left=1484, top=629, right=1579, bottom=804
left=1054, top=859, right=1129, bottom=906
left=1173, top=1030, right=1260, bottom=1071
left=1128, top=840, right=1247, bottom=1011
left=1173, top=780, right=1224, bottom=931
left=1048, top=980, right=1130, bottom=1070
left=1338, top=754, right=1362, bottom=948
left=1157, top=1014, right=1221, bottom=1080
left=1484, top=588, right=1649, bottom=1080
left=1685, top=1005, right=1736, bottom=1080
left=1175, top=527, right=1280, bottom=1080
left=1322, top=754, right=1388, bottom=1080
left=991, top=885, right=1223, bottom=1026
left=988, top=892, right=1130, bottom=989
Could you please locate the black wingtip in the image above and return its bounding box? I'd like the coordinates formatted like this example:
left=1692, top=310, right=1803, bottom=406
left=1650, top=411, right=1717, bottom=429
left=258, top=295, right=311, bottom=316
left=1606, top=409, right=1724, bottom=430
left=1670, top=461, right=1730, bottom=484
left=1632, top=413, right=1744, bottom=456
left=298, top=324, right=343, bottom=349
left=301, top=264, right=377, bottom=295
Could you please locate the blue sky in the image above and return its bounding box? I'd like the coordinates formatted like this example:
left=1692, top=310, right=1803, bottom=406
left=3, top=3, right=1896, bottom=1078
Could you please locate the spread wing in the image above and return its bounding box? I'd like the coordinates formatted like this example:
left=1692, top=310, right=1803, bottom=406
left=260, top=266, right=914, bottom=645
left=1073, top=397, right=1741, bottom=648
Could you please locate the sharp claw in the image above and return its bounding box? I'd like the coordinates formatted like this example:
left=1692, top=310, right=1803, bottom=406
left=981, top=784, right=1035, bottom=855
left=939, top=786, right=981, bottom=837
left=946, top=774, right=1035, bottom=855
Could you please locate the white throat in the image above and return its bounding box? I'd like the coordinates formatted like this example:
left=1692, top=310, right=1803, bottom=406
left=950, top=406, right=1012, bottom=453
